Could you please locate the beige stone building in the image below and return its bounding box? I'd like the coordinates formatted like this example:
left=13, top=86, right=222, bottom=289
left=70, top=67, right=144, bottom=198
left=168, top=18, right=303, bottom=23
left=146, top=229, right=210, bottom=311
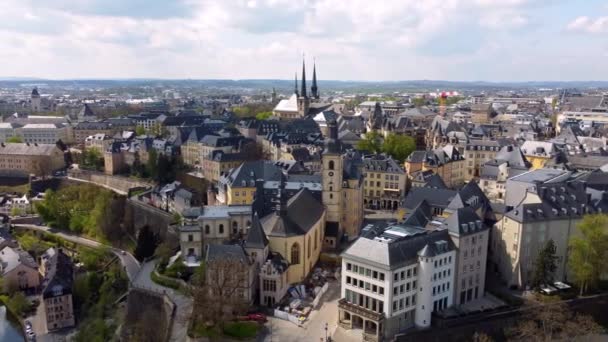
left=405, top=145, right=465, bottom=189
left=362, top=154, right=406, bottom=210
left=41, top=248, right=75, bottom=331
left=464, top=139, right=510, bottom=181
left=0, top=246, right=40, bottom=292
left=0, top=143, right=65, bottom=177
left=491, top=180, right=589, bottom=288
left=479, top=146, right=531, bottom=203
left=73, top=122, right=112, bottom=145
left=202, top=151, right=246, bottom=183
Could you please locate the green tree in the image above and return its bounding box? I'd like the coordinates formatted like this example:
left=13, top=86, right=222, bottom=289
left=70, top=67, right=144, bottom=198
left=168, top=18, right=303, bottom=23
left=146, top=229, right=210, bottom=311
left=5, top=136, right=23, bottom=143
left=135, top=125, right=146, bottom=136
left=411, top=97, right=426, bottom=107
left=356, top=131, right=382, bottom=153
left=531, top=239, right=558, bottom=289
left=156, top=153, right=172, bottom=184
left=255, top=111, right=272, bottom=120
left=569, top=214, right=608, bottom=295
left=146, top=149, right=158, bottom=180
left=10, top=207, right=22, bottom=217
left=134, top=226, right=158, bottom=261
left=382, top=133, right=416, bottom=162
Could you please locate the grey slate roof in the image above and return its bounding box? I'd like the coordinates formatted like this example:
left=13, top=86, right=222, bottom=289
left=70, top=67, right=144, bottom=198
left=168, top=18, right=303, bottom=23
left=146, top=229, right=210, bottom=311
left=205, top=244, right=249, bottom=264
left=245, top=213, right=269, bottom=249
left=442, top=207, right=485, bottom=236
left=260, top=187, right=324, bottom=238
left=342, top=229, right=454, bottom=270
left=402, top=187, right=457, bottom=210
left=42, top=249, right=74, bottom=299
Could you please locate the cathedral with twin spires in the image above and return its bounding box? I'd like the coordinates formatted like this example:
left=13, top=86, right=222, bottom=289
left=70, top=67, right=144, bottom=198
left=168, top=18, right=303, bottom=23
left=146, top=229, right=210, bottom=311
left=272, top=59, right=332, bottom=119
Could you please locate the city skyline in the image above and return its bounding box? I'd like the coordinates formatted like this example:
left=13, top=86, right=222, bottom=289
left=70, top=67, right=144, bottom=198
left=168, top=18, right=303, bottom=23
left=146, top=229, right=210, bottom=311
left=1, top=0, right=608, bottom=81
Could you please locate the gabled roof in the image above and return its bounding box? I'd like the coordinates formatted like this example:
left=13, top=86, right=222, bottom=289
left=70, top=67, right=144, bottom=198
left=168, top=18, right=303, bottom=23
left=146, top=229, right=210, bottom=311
left=443, top=207, right=485, bottom=236
left=42, top=249, right=74, bottom=299
left=206, top=244, right=249, bottom=264
left=402, top=187, right=457, bottom=210
left=245, top=213, right=268, bottom=249
left=79, top=104, right=96, bottom=118
left=260, top=188, right=324, bottom=237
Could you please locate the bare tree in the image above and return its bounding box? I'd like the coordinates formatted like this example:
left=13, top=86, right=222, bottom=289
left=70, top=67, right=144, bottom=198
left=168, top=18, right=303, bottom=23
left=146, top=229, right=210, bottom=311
left=507, top=303, right=604, bottom=341
left=191, top=257, right=251, bottom=330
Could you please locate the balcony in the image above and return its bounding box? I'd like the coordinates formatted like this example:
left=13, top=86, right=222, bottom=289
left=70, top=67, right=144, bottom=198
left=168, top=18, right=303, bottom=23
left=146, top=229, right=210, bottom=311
left=338, top=298, right=384, bottom=322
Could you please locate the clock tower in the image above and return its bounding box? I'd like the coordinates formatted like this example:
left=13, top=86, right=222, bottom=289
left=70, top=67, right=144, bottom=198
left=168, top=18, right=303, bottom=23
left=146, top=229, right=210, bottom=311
left=322, top=118, right=342, bottom=225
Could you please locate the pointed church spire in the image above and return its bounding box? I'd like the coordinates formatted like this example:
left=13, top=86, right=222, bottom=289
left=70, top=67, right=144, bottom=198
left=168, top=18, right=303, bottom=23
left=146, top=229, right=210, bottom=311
left=300, top=57, right=307, bottom=98
left=294, top=72, right=299, bottom=96
left=311, top=58, right=319, bottom=99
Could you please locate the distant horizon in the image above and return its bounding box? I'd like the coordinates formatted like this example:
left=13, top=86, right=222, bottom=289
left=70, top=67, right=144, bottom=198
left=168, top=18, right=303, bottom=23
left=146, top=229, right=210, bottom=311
left=0, top=1, right=607, bottom=81
left=2, top=77, right=608, bottom=86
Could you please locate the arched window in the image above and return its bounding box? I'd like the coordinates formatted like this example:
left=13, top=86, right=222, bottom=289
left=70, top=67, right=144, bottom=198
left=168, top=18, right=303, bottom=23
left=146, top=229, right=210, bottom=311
left=328, top=160, right=335, bottom=170
left=308, top=236, right=312, bottom=258
left=314, top=230, right=318, bottom=250
left=232, top=221, right=238, bottom=235
left=205, top=225, right=210, bottom=235
left=219, top=224, right=224, bottom=234
left=329, top=186, right=333, bottom=192
left=246, top=220, right=251, bottom=228
left=291, top=243, right=300, bottom=265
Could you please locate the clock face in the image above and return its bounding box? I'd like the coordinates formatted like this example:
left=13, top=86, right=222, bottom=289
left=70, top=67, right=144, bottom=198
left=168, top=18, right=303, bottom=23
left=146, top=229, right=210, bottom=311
left=328, top=171, right=334, bottom=177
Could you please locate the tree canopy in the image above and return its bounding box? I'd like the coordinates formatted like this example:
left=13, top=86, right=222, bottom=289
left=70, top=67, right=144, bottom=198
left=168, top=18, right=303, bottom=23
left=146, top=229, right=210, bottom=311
left=569, top=214, right=608, bottom=294
left=35, top=184, right=123, bottom=240
left=356, top=132, right=415, bottom=162
left=531, top=239, right=558, bottom=289
left=5, top=136, right=23, bottom=143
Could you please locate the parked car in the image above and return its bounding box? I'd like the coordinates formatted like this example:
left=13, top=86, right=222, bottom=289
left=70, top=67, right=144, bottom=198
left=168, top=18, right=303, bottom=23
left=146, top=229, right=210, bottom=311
left=238, top=313, right=267, bottom=323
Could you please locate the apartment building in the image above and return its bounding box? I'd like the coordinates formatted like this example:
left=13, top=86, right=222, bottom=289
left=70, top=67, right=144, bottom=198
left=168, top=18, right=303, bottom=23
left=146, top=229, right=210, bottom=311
left=20, top=123, right=68, bottom=145
left=0, top=143, right=65, bottom=177
left=464, top=139, right=510, bottom=181
left=41, top=248, right=75, bottom=331
left=405, top=144, right=465, bottom=189
left=339, top=226, right=456, bottom=341
left=73, top=121, right=112, bottom=145
left=362, top=154, right=406, bottom=210
left=491, top=170, right=601, bottom=288
left=479, top=145, right=531, bottom=203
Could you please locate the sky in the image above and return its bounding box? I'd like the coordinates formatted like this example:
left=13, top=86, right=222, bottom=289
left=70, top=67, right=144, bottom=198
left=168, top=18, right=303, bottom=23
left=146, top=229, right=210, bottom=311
left=1, top=0, right=607, bottom=81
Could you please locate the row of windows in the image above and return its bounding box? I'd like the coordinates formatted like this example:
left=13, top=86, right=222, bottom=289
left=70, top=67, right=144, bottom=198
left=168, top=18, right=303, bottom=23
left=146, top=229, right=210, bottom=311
left=392, top=294, right=416, bottom=312
left=433, top=256, right=452, bottom=268
left=432, top=282, right=450, bottom=296
left=393, top=267, right=417, bottom=282
left=346, top=276, right=385, bottom=295
left=433, top=269, right=451, bottom=281
left=393, top=281, right=416, bottom=295
left=462, top=261, right=481, bottom=274
left=463, top=246, right=483, bottom=259
left=461, top=273, right=481, bottom=289
left=262, top=279, right=277, bottom=292
left=346, top=263, right=386, bottom=281
left=344, top=289, right=384, bottom=314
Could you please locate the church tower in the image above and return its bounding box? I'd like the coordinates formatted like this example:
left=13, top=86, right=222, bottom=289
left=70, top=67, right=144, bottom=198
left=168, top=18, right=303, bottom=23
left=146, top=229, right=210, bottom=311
left=297, top=59, right=310, bottom=117
left=31, top=88, right=41, bottom=112
left=322, top=118, right=343, bottom=227
left=311, top=60, right=319, bottom=100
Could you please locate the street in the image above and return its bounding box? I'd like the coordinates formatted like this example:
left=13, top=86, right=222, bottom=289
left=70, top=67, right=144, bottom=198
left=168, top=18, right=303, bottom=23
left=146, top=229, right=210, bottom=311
left=132, top=260, right=193, bottom=342
left=13, top=223, right=141, bottom=281
left=262, top=280, right=342, bottom=342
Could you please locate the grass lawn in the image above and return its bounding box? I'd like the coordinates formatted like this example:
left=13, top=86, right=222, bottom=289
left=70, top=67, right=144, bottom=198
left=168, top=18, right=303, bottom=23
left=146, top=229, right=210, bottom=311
left=223, top=321, right=259, bottom=339
left=189, top=321, right=259, bottom=340
left=0, top=183, right=30, bottom=194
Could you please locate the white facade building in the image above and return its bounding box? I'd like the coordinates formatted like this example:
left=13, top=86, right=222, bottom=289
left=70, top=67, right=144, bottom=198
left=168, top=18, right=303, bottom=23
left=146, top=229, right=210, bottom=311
left=339, top=225, right=456, bottom=341
left=20, top=123, right=68, bottom=144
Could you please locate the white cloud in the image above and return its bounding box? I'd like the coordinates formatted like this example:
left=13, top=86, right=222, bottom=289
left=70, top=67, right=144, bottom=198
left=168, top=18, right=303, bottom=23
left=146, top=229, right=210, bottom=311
left=0, top=0, right=605, bottom=81
left=567, top=16, right=608, bottom=33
